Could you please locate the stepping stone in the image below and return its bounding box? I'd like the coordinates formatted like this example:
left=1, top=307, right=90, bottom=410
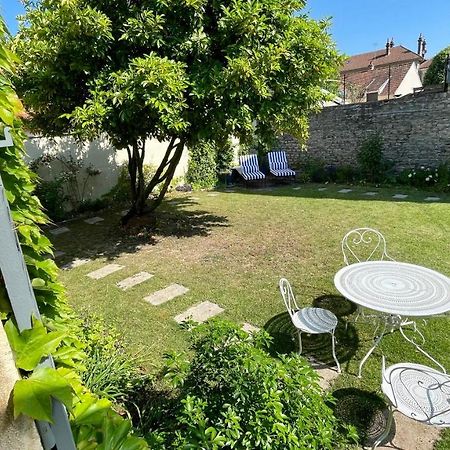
left=50, top=227, right=70, bottom=236
left=225, top=189, right=235, bottom=193
left=87, top=264, right=124, bottom=280
left=364, top=191, right=378, bottom=196
left=292, top=187, right=301, bottom=190
left=392, top=194, right=408, bottom=199
left=84, top=216, right=104, bottom=225
left=54, top=250, right=65, bottom=258
left=424, top=196, right=441, bottom=202
left=207, top=193, right=219, bottom=197
left=120, top=210, right=128, bottom=217
left=190, top=197, right=200, bottom=200
left=317, top=187, right=327, bottom=191
left=242, top=323, right=260, bottom=334
left=174, top=301, right=224, bottom=324
left=61, top=258, right=91, bottom=270
left=144, top=283, right=189, bottom=306
left=117, top=271, right=153, bottom=290
left=338, top=189, right=352, bottom=193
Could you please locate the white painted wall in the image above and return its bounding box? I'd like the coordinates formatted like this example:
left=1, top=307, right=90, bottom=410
left=395, top=61, right=423, bottom=97
left=24, top=135, right=188, bottom=202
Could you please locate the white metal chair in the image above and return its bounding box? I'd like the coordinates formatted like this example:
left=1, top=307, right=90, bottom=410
left=372, top=356, right=450, bottom=449
left=279, top=278, right=341, bottom=373
left=239, top=154, right=265, bottom=181
left=267, top=151, right=296, bottom=178
left=341, top=227, right=394, bottom=266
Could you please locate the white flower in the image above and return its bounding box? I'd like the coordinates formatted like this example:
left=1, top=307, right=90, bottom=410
left=420, top=166, right=425, bottom=169
left=408, top=173, right=412, bottom=178
left=425, top=177, right=430, bottom=181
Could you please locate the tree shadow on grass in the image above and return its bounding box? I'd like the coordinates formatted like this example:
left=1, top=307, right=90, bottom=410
left=263, top=310, right=359, bottom=370
left=312, top=294, right=357, bottom=318
left=52, top=197, right=229, bottom=263
left=331, top=387, right=395, bottom=449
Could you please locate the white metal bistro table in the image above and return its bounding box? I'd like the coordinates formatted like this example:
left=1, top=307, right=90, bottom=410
left=334, top=261, right=450, bottom=377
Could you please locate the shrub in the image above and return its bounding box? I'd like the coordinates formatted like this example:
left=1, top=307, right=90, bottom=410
left=357, top=134, right=392, bottom=183
left=186, top=141, right=218, bottom=189
left=143, top=321, right=357, bottom=449
left=396, top=163, right=450, bottom=192
left=423, top=45, right=450, bottom=86
left=34, top=178, right=67, bottom=221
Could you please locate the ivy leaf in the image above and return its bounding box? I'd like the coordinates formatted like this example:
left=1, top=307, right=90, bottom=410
left=4, top=318, right=65, bottom=371
left=13, top=367, right=74, bottom=422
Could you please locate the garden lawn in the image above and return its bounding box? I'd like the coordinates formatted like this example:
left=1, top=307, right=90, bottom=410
left=54, top=183, right=450, bottom=442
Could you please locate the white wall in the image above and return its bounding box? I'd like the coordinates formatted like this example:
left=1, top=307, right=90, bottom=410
left=395, top=61, right=423, bottom=97
left=24, top=135, right=188, bottom=203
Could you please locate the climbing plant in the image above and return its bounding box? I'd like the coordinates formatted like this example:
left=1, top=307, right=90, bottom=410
left=0, top=16, right=147, bottom=448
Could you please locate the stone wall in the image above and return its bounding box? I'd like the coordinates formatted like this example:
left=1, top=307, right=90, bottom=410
left=279, top=90, right=450, bottom=171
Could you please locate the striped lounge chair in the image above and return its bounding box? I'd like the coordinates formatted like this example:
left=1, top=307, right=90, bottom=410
left=267, top=151, right=296, bottom=178
left=239, top=154, right=265, bottom=182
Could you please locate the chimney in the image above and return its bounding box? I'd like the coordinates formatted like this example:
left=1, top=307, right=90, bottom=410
left=386, top=38, right=390, bottom=55
left=421, top=37, right=427, bottom=58
left=418, top=33, right=423, bottom=55
left=390, top=38, right=394, bottom=48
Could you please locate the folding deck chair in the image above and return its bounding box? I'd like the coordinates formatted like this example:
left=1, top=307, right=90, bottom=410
left=238, top=154, right=265, bottom=184
left=267, top=151, right=296, bottom=179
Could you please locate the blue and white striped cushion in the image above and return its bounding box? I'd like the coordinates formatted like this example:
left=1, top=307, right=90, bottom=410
left=268, top=151, right=295, bottom=177
left=240, top=154, right=265, bottom=180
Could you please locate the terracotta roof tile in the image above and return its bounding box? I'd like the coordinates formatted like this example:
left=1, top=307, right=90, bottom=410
left=342, top=45, right=424, bottom=72
left=420, top=58, right=433, bottom=69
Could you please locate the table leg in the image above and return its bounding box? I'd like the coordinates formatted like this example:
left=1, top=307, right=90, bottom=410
left=399, top=326, right=446, bottom=374
left=358, top=318, right=387, bottom=378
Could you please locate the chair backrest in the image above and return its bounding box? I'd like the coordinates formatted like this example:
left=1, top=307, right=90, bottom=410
left=279, top=278, right=300, bottom=318
left=239, top=154, right=260, bottom=173
left=268, top=151, right=288, bottom=171
left=341, top=227, right=393, bottom=265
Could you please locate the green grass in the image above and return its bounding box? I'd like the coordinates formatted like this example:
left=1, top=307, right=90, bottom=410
left=53, top=183, right=450, bottom=446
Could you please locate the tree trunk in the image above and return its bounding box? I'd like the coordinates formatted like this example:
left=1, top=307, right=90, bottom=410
left=121, top=137, right=184, bottom=225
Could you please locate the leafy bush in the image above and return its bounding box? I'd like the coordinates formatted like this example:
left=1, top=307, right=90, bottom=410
left=299, top=157, right=330, bottom=183
left=396, top=163, right=450, bottom=192
left=357, top=134, right=392, bottom=183
left=80, top=316, right=147, bottom=407
left=34, top=178, right=67, bottom=221
left=423, top=45, right=450, bottom=86
left=187, top=141, right=218, bottom=189
left=143, top=321, right=357, bottom=449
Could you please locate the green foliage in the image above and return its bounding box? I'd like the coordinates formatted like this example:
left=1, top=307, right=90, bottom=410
left=396, top=163, right=450, bottom=192
left=357, top=134, right=392, bottom=183
left=0, top=16, right=147, bottom=447
left=34, top=179, right=67, bottom=221
left=15, top=0, right=343, bottom=214
left=423, top=45, right=450, bottom=86
left=4, top=318, right=65, bottom=371
left=144, top=321, right=356, bottom=449
left=80, top=316, right=147, bottom=406
left=187, top=141, right=218, bottom=189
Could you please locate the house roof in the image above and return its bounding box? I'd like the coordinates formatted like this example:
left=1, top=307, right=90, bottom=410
left=342, top=61, right=415, bottom=98
left=342, top=45, right=424, bottom=72
left=420, top=58, right=433, bottom=69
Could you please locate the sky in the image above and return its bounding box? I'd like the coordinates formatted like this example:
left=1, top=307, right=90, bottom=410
left=1, top=0, right=449, bottom=58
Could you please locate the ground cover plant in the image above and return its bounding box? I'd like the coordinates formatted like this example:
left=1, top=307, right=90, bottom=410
left=54, top=183, right=450, bottom=448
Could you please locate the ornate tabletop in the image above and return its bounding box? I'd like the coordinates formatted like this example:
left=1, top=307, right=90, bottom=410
left=334, top=261, right=450, bottom=317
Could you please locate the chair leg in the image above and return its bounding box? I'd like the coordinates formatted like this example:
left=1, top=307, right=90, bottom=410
left=298, top=331, right=302, bottom=355
left=372, top=404, right=394, bottom=449
left=331, top=330, right=341, bottom=373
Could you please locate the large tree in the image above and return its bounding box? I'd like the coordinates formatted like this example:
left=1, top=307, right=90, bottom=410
left=423, top=45, right=450, bottom=86
left=14, top=0, right=341, bottom=222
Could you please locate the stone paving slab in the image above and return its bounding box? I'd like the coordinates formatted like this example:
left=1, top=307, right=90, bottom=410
left=242, top=323, right=260, bottom=334
left=84, top=216, right=104, bottom=225
left=144, top=283, right=189, bottom=306
left=62, top=258, right=91, bottom=270
left=54, top=250, right=65, bottom=258
left=190, top=197, right=200, bottom=200
left=424, top=196, right=441, bottom=202
left=292, top=187, right=301, bottom=190
left=87, top=264, right=124, bottom=280
left=338, top=189, right=352, bottom=193
left=117, top=271, right=153, bottom=290
left=174, top=301, right=224, bottom=324
left=364, top=192, right=378, bottom=196
left=50, top=227, right=70, bottom=236
left=317, top=187, right=327, bottom=191
left=207, top=193, right=219, bottom=197
left=392, top=194, right=408, bottom=199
